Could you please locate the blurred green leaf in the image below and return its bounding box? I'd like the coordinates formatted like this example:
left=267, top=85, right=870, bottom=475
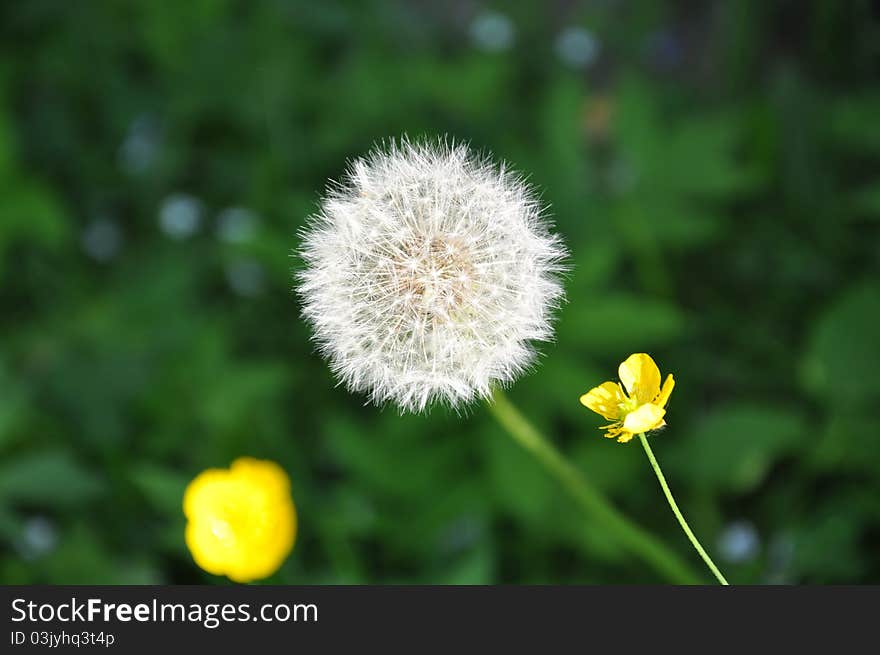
left=130, top=464, right=189, bottom=516
left=437, top=540, right=493, bottom=585
left=808, top=412, right=880, bottom=475
left=559, top=293, right=685, bottom=353
left=670, top=405, right=807, bottom=493
left=483, top=425, right=555, bottom=525
left=803, top=283, right=880, bottom=407
left=847, top=185, right=880, bottom=219
left=830, top=92, right=880, bottom=152
left=0, top=451, right=105, bottom=508
left=37, top=523, right=162, bottom=584
left=789, top=493, right=879, bottom=582
left=0, top=362, right=26, bottom=450
left=0, top=181, right=68, bottom=249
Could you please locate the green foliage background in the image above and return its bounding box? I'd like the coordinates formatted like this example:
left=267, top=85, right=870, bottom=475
left=1, top=0, right=878, bottom=584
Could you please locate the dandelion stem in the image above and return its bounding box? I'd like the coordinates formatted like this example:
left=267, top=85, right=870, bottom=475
left=487, top=389, right=702, bottom=584
left=638, top=433, right=729, bottom=585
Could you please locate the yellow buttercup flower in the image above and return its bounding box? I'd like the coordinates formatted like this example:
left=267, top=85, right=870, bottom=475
left=579, top=353, right=675, bottom=443
left=577, top=354, right=729, bottom=584
left=183, top=457, right=297, bottom=583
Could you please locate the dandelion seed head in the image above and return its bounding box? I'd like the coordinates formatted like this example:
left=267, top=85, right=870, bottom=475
left=296, top=138, right=567, bottom=412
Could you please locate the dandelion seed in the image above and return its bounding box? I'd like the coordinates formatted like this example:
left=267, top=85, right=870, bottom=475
left=296, top=138, right=567, bottom=412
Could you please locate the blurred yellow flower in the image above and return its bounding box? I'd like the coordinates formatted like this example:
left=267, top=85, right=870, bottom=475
left=183, top=457, right=297, bottom=583
left=579, top=353, right=675, bottom=443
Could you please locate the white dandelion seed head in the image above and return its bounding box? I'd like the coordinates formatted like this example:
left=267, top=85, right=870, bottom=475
left=296, top=138, right=567, bottom=413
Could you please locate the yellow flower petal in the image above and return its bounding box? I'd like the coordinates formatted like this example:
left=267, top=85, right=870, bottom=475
left=580, top=381, right=625, bottom=420
left=182, top=469, right=228, bottom=520
left=616, top=431, right=635, bottom=443
left=655, top=374, right=675, bottom=409
left=183, top=458, right=297, bottom=583
left=618, top=353, right=662, bottom=404
left=622, top=402, right=666, bottom=433
left=230, top=457, right=292, bottom=502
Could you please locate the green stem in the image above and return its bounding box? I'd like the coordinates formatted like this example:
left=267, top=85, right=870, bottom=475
left=638, top=433, right=729, bottom=585
left=487, top=389, right=702, bottom=584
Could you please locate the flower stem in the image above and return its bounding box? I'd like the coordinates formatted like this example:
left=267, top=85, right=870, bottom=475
left=638, top=433, right=729, bottom=585
left=487, top=389, right=702, bottom=584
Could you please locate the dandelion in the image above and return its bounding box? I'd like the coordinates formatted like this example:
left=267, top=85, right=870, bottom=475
left=297, top=140, right=704, bottom=584
left=183, top=457, right=297, bottom=583
left=580, top=353, right=729, bottom=585
left=296, top=138, right=566, bottom=412
left=579, top=352, right=675, bottom=443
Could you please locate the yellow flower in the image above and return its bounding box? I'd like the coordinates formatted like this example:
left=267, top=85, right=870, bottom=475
left=183, top=457, right=297, bottom=583
left=579, top=353, right=675, bottom=443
